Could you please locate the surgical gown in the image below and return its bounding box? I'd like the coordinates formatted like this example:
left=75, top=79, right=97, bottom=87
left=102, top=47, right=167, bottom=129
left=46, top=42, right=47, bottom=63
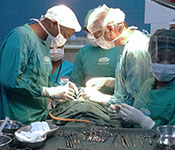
left=133, top=78, right=175, bottom=128
left=70, top=44, right=120, bottom=95
left=109, top=30, right=153, bottom=105
left=0, top=24, right=52, bottom=124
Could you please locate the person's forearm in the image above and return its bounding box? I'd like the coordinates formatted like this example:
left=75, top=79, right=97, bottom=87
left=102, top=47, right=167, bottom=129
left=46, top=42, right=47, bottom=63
left=105, top=77, right=115, bottom=88
left=2, top=79, right=42, bottom=97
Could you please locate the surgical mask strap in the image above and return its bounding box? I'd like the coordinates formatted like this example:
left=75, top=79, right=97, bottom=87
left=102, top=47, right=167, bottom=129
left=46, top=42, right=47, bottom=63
left=101, top=25, right=138, bottom=43
left=111, top=26, right=138, bottom=42
left=155, top=36, right=158, bottom=62
left=57, top=23, right=61, bottom=35
left=30, top=18, right=50, bottom=36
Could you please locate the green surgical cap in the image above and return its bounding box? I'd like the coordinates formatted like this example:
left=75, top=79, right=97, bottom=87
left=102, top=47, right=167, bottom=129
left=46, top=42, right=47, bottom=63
left=84, top=9, right=95, bottom=28
left=148, top=29, right=175, bottom=56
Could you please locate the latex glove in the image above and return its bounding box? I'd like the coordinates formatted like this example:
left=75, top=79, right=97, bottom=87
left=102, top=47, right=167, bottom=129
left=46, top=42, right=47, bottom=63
left=42, top=81, right=78, bottom=100
left=120, top=103, right=155, bottom=129
left=81, top=87, right=111, bottom=104
left=86, top=77, right=115, bottom=90
left=66, top=81, right=79, bottom=96
left=108, top=104, right=122, bottom=120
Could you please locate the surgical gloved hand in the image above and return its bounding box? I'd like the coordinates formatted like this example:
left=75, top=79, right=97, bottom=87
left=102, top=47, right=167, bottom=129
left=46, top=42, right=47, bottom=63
left=42, top=81, right=78, bottom=101
left=86, top=77, right=115, bottom=90
left=81, top=87, right=111, bottom=104
left=120, top=103, right=155, bottom=129
left=108, top=104, right=122, bottom=120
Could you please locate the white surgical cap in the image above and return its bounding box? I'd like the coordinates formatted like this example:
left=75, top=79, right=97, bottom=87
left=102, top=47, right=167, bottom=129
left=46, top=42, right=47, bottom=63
left=45, top=5, right=81, bottom=32
left=169, top=18, right=175, bottom=25
left=87, top=4, right=109, bottom=33
left=103, top=8, right=125, bottom=26
left=87, top=4, right=125, bottom=33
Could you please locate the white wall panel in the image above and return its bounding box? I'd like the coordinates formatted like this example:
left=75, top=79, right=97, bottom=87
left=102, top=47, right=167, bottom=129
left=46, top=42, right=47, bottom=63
left=145, top=0, right=175, bottom=34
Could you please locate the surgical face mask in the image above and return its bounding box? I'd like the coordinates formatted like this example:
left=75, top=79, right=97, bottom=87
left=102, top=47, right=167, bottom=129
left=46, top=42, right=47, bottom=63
left=150, top=63, right=175, bottom=82
left=96, top=36, right=116, bottom=49
left=46, top=25, right=67, bottom=47
left=50, top=47, right=64, bottom=61
left=95, top=28, right=116, bottom=49
left=33, top=18, right=67, bottom=47
left=95, top=26, right=137, bottom=49
left=87, top=33, right=98, bottom=47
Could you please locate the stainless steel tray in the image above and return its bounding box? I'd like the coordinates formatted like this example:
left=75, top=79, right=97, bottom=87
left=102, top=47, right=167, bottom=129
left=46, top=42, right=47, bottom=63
left=48, top=126, right=159, bottom=150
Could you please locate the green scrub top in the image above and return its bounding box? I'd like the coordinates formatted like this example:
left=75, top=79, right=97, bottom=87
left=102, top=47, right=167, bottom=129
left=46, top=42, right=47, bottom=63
left=0, top=24, right=52, bottom=124
left=134, top=78, right=175, bottom=128
left=70, top=44, right=120, bottom=95
left=50, top=60, right=74, bottom=85
left=109, top=30, right=153, bottom=105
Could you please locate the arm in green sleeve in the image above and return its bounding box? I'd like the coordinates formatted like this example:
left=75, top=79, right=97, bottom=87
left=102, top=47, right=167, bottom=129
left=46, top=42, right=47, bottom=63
left=48, top=80, right=59, bottom=87
left=111, top=46, right=151, bottom=106
left=0, top=30, right=43, bottom=97
left=109, top=48, right=132, bottom=105
left=152, top=109, right=175, bottom=128
left=70, top=50, right=85, bottom=87
left=168, top=112, right=175, bottom=126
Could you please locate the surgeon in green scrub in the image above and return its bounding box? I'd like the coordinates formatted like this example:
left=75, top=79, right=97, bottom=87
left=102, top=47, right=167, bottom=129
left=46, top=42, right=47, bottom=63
left=81, top=4, right=152, bottom=105
left=108, top=29, right=175, bottom=129
left=49, top=6, right=121, bottom=127
left=0, top=5, right=81, bottom=124
left=70, top=7, right=120, bottom=95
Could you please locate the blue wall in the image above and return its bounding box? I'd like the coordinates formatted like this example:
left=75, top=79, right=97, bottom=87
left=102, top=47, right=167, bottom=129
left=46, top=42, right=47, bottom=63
left=0, top=0, right=150, bottom=44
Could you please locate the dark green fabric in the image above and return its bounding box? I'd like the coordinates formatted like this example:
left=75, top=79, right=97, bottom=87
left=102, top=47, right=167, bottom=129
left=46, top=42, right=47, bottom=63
left=134, top=78, right=175, bottom=128
left=0, top=85, right=2, bottom=119
left=52, top=100, right=121, bottom=127
left=0, top=24, right=52, bottom=124
left=70, top=44, right=120, bottom=95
